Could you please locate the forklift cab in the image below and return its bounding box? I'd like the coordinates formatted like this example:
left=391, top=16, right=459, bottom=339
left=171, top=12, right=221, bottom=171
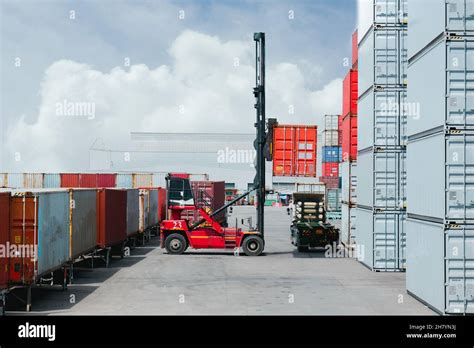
left=167, top=175, right=195, bottom=207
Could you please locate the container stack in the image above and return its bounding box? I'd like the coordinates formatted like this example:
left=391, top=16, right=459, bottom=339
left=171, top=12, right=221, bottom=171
left=320, top=115, right=342, bottom=212
left=340, top=30, right=359, bottom=248
left=356, top=0, right=408, bottom=271
left=406, top=0, right=474, bottom=315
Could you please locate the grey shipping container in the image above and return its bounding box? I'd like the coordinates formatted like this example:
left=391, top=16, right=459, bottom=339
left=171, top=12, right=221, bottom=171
left=341, top=203, right=357, bottom=246
left=357, top=149, right=406, bottom=209
left=326, top=189, right=342, bottom=212
left=356, top=207, right=406, bottom=271
left=409, top=0, right=474, bottom=59
left=341, top=161, right=357, bottom=204
left=406, top=218, right=474, bottom=314
left=116, top=174, right=133, bottom=188
left=408, top=35, right=474, bottom=136
left=358, top=87, right=407, bottom=150
left=359, top=27, right=407, bottom=95
left=126, top=189, right=140, bottom=236
left=407, top=130, right=474, bottom=222
left=69, top=189, right=97, bottom=259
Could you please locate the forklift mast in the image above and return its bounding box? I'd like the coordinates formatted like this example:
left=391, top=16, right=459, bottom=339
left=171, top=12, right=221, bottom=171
left=254, top=32, right=266, bottom=238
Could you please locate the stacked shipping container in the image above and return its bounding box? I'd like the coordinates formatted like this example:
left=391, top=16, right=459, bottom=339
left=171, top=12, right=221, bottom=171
left=356, top=0, right=407, bottom=271
left=340, top=30, right=359, bottom=247
left=406, top=0, right=474, bottom=314
left=320, top=115, right=342, bottom=211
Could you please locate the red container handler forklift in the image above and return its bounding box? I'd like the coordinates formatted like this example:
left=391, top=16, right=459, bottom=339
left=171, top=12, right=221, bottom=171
left=160, top=33, right=275, bottom=256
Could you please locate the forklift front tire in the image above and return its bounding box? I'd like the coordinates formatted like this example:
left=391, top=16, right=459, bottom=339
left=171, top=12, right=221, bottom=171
left=165, top=233, right=187, bottom=255
left=242, top=236, right=264, bottom=256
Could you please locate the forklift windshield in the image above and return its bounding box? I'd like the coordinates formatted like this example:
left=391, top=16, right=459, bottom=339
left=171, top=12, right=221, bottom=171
left=168, top=177, right=195, bottom=207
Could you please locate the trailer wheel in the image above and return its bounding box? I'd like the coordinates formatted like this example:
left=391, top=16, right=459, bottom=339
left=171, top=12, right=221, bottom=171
left=165, top=233, right=187, bottom=255
left=242, top=236, right=264, bottom=256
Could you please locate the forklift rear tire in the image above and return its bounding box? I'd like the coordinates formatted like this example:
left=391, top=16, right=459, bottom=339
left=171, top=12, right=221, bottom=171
left=165, top=233, right=187, bottom=255
left=242, top=236, right=264, bottom=256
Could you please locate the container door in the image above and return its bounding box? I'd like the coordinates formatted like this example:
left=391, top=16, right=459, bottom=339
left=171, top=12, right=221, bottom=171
left=10, top=195, right=37, bottom=284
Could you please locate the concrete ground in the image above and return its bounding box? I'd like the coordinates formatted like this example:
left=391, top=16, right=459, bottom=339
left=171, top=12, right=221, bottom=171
left=8, top=206, right=434, bottom=315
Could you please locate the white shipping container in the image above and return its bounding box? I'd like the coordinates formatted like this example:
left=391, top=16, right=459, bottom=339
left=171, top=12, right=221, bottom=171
left=407, top=130, right=474, bottom=222
left=408, top=35, right=474, bottom=137
left=359, top=27, right=407, bottom=95
left=357, top=149, right=406, bottom=209
left=409, top=0, right=474, bottom=59
left=406, top=218, right=474, bottom=314
left=341, top=161, right=357, bottom=204
left=341, top=203, right=357, bottom=246
left=356, top=207, right=406, bottom=271
left=358, top=87, right=407, bottom=150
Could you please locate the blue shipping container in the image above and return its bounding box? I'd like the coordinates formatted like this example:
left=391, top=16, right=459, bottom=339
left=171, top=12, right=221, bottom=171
left=322, top=146, right=342, bottom=163
left=43, top=173, right=61, bottom=188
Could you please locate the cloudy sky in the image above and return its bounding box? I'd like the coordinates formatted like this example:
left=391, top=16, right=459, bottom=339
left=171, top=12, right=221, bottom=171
left=0, top=0, right=356, bottom=187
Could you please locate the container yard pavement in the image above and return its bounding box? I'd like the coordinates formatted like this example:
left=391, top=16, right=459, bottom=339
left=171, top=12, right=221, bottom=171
left=10, top=207, right=433, bottom=315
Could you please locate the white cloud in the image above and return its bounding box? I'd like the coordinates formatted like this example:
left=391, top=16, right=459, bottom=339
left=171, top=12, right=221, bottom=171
left=5, top=30, right=341, bottom=172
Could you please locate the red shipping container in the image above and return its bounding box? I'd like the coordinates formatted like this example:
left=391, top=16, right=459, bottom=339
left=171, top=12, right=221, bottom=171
left=60, top=173, right=80, bottom=187
left=0, top=193, right=9, bottom=290
left=352, top=30, right=358, bottom=68
left=342, top=70, right=358, bottom=117
left=342, top=114, right=358, bottom=162
left=193, top=181, right=226, bottom=223
left=79, top=174, right=97, bottom=188
left=96, top=189, right=127, bottom=249
left=322, top=163, right=339, bottom=177
left=319, top=176, right=340, bottom=189
left=97, top=174, right=116, bottom=188
left=273, top=125, right=317, bottom=177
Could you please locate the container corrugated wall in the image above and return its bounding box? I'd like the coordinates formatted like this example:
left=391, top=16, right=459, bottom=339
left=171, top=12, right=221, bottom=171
left=357, top=149, right=406, bottom=209
left=139, top=189, right=150, bottom=232
left=43, top=174, right=61, bottom=188
left=357, top=0, right=407, bottom=272
left=126, top=189, right=140, bottom=236
left=96, top=189, right=127, bottom=248
left=406, top=219, right=474, bottom=314
left=116, top=174, right=133, bottom=188
left=357, top=208, right=406, bottom=271
left=326, top=189, right=341, bottom=212
left=61, top=174, right=80, bottom=188
left=341, top=203, right=356, bottom=246
left=70, top=189, right=97, bottom=259
left=24, top=173, right=43, bottom=188
left=341, top=161, right=357, bottom=204
left=7, top=174, right=24, bottom=188
left=132, top=173, right=153, bottom=188
left=10, top=190, right=70, bottom=283
left=148, top=189, right=159, bottom=226
left=97, top=174, right=116, bottom=188
left=406, top=0, right=474, bottom=314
